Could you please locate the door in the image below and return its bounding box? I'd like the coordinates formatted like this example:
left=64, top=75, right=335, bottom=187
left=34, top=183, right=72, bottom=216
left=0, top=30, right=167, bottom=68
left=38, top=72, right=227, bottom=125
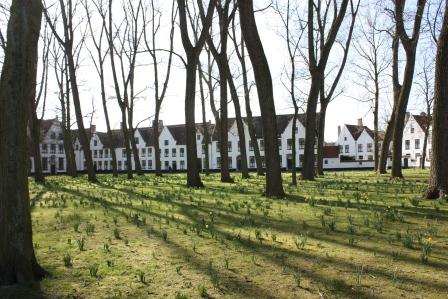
left=404, top=158, right=409, bottom=168
left=50, top=164, right=56, bottom=175
left=172, top=161, right=177, bottom=171
left=236, top=156, right=241, bottom=170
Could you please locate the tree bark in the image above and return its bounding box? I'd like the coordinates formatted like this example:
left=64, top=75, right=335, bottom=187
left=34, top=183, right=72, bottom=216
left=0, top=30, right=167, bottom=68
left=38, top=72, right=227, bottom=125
left=316, top=102, right=328, bottom=176
left=390, top=0, right=426, bottom=178
left=153, top=113, right=162, bottom=176
left=291, top=106, right=299, bottom=185
left=198, top=65, right=210, bottom=175
left=426, top=2, right=448, bottom=199
left=0, top=0, right=47, bottom=284
left=237, top=0, right=285, bottom=197
left=177, top=0, right=214, bottom=188
left=29, top=111, right=44, bottom=182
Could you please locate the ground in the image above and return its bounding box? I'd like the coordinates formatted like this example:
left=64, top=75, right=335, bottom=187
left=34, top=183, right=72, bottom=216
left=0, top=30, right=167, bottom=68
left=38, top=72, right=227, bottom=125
left=1, top=169, right=447, bottom=299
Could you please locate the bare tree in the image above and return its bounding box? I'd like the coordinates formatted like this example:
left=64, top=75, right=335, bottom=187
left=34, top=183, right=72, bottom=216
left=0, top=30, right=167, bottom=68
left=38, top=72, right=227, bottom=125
left=301, top=0, right=350, bottom=180
left=237, top=0, right=285, bottom=197
left=198, top=0, right=236, bottom=182
left=84, top=0, right=118, bottom=177
left=416, top=55, right=435, bottom=169
left=142, top=0, right=176, bottom=177
left=177, top=0, right=214, bottom=187
left=198, top=62, right=211, bottom=175
left=353, top=9, right=390, bottom=172
left=0, top=0, right=47, bottom=284
left=230, top=21, right=264, bottom=176
left=426, top=0, right=448, bottom=199
left=390, top=0, right=427, bottom=178
left=274, top=0, right=305, bottom=185
left=30, top=22, right=52, bottom=183
left=44, top=0, right=97, bottom=182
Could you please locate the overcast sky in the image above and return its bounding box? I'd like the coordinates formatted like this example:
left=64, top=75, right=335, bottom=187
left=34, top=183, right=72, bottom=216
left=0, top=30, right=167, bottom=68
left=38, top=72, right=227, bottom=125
left=0, top=0, right=438, bottom=142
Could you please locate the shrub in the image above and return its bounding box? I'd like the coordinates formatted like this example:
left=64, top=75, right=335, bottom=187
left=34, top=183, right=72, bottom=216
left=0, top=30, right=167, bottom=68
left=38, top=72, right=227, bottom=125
left=63, top=253, right=72, bottom=267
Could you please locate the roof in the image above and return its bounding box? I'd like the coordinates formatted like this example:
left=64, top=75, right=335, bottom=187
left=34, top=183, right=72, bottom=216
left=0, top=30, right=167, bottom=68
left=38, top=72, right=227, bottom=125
left=96, top=130, right=126, bottom=148
left=323, top=145, right=339, bottom=158
left=167, top=125, right=186, bottom=145
left=413, top=114, right=431, bottom=132
left=345, top=124, right=374, bottom=140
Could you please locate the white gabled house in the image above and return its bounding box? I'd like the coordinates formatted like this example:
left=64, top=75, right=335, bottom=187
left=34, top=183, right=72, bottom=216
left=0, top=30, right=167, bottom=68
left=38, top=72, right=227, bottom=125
left=336, top=119, right=375, bottom=168
left=402, top=112, right=432, bottom=168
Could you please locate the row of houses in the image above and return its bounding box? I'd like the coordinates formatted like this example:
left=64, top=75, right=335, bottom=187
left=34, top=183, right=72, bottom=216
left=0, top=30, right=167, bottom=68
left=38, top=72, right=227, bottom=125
left=29, top=112, right=431, bottom=174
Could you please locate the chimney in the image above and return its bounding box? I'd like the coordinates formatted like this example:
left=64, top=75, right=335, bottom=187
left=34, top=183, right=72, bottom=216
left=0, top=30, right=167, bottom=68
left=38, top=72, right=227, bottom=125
left=420, top=112, right=427, bottom=117
left=337, top=125, right=341, bottom=136
left=357, top=118, right=363, bottom=127
left=405, top=112, right=411, bottom=123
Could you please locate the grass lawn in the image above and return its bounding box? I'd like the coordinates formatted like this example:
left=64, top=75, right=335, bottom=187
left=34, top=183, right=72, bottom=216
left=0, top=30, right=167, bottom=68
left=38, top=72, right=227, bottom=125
left=2, top=169, right=448, bottom=298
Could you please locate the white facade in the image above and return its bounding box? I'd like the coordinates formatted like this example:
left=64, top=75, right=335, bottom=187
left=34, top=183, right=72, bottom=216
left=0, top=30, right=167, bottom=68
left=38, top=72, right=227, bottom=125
left=402, top=114, right=432, bottom=168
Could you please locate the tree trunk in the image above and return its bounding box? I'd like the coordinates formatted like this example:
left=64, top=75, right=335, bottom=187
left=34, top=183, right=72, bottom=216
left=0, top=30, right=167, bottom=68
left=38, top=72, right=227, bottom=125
left=62, top=59, right=77, bottom=177
left=238, top=0, right=284, bottom=197
left=302, top=76, right=321, bottom=180
left=420, top=114, right=430, bottom=169
left=426, top=5, right=448, bottom=199
left=373, top=79, right=380, bottom=171
left=227, top=65, right=250, bottom=179
left=317, top=102, right=328, bottom=176
left=0, top=0, right=47, bottom=284
left=198, top=66, right=210, bottom=175
left=120, top=110, right=133, bottom=179
left=128, top=126, right=143, bottom=175
left=217, top=57, right=232, bottom=182
left=185, top=60, right=203, bottom=187
left=153, top=110, right=162, bottom=176
left=291, top=106, right=298, bottom=186
left=240, top=35, right=263, bottom=176
left=29, top=111, right=44, bottom=183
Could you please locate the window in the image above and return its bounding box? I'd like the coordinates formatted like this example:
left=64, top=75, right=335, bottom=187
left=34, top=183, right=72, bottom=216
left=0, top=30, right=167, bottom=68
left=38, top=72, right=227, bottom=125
left=249, top=141, right=254, bottom=151
left=180, top=148, right=184, bottom=157
left=75, top=144, right=79, bottom=151
left=165, top=161, right=169, bottom=169
left=344, top=137, right=347, bottom=141
left=338, top=145, right=343, bottom=153
left=98, top=161, right=102, bottom=170
left=358, top=144, right=363, bottom=152
left=299, top=138, right=305, bottom=150
left=216, top=142, right=220, bottom=153
left=50, top=144, right=56, bottom=154
left=405, top=140, right=410, bottom=150
left=228, top=157, right=232, bottom=168
left=249, top=156, right=255, bottom=168
left=142, top=160, right=147, bottom=169
left=148, top=160, right=153, bottom=169
left=93, top=139, right=98, bottom=146
left=104, top=149, right=109, bottom=158
left=197, top=134, right=201, bottom=140
left=299, top=154, right=304, bottom=163
left=345, top=145, right=349, bottom=153
left=122, top=149, right=126, bottom=158
left=411, top=126, right=415, bottom=133
left=228, top=141, right=232, bottom=152
left=148, top=148, right=153, bottom=157
left=172, top=148, right=177, bottom=157
left=50, top=132, right=56, bottom=139
left=164, top=149, right=169, bottom=157
left=287, top=139, right=292, bottom=150
left=141, top=148, right=146, bottom=157
left=42, top=158, right=48, bottom=171
left=415, top=139, right=420, bottom=149
left=164, top=140, right=168, bottom=146
left=358, top=155, right=363, bottom=160
left=135, top=137, right=139, bottom=144
left=324, top=159, right=328, bottom=165
left=99, top=150, right=103, bottom=158
left=367, top=143, right=373, bottom=152
left=58, top=133, right=63, bottom=140
left=368, top=155, right=373, bottom=161
left=58, top=144, right=64, bottom=154
left=104, top=161, right=109, bottom=170
left=180, top=160, right=185, bottom=170
left=216, top=157, right=221, bottom=169
left=278, top=139, right=282, bottom=150
left=94, top=150, right=98, bottom=158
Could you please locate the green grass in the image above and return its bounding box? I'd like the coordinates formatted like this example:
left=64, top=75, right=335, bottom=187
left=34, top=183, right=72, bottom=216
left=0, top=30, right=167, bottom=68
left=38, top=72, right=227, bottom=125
left=2, top=169, right=448, bottom=298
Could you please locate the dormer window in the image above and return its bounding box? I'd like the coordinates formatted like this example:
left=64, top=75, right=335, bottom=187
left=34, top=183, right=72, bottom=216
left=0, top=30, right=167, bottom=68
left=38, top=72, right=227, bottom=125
left=197, top=134, right=201, bottom=140
left=50, top=132, right=56, bottom=139
left=411, top=127, right=414, bottom=133
left=164, top=140, right=168, bottom=146
left=344, top=137, right=347, bottom=141
left=93, top=139, right=98, bottom=146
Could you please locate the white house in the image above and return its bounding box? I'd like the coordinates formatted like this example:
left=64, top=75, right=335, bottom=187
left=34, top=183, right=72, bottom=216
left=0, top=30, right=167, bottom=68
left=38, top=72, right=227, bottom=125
left=402, top=113, right=432, bottom=168
left=336, top=119, right=375, bottom=168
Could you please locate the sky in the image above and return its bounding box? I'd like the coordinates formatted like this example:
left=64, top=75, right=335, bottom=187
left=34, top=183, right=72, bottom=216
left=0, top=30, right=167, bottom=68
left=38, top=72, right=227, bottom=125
left=0, top=0, right=438, bottom=142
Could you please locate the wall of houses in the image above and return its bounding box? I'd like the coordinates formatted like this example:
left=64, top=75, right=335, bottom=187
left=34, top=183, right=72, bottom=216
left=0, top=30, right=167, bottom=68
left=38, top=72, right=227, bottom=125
left=336, top=125, right=375, bottom=162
